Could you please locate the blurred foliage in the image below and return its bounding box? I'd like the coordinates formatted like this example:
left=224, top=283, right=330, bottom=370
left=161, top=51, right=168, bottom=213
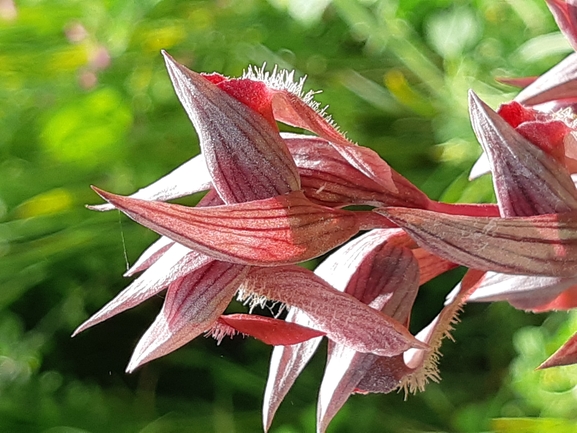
left=1, top=0, right=576, bottom=432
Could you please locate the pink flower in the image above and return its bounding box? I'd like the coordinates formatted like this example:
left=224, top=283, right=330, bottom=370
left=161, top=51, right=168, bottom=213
left=77, top=52, right=428, bottom=376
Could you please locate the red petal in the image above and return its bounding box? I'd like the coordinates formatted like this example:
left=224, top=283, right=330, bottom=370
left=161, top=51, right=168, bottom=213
left=244, top=265, right=426, bottom=356
left=162, top=51, right=300, bottom=203
left=285, top=133, right=430, bottom=208
left=215, top=78, right=277, bottom=128
left=515, top=120, right=570, bottom=163
left=413, top=248, right=458, bottom=286
left=316, top=241, right=420, bottom=430
left=515, top=52, right=577, bottom=106
left=92, top=188, right=360, bottom=266
left=538, top=332, right=577, bottom=369
left=126, top=261, right=249, bottom=372
left=469, top=91, right=577, bottom=216
left=497, top=101, right=539, bottom=127
left=378, top=207, right=577, bottom=277
left=216, top=314, right=324, bottom=346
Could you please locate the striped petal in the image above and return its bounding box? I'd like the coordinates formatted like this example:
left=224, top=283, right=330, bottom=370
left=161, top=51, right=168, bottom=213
left=284, top=133, right=430, bottom=208
left=73, top=244, right=213, bottom=335
left=126, top=261, right=249, bottom=372
left=378, top=207, right=577, bottom=277
left=162, top=51, right=300, bottom=203
left=469, top=91, right=577, bottom=217
left=92, top=188, right=360, bottom=266
left=244, top=265, right=426, bottom=357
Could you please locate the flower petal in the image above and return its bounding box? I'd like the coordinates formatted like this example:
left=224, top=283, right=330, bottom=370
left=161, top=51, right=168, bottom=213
left=538, top=331, right=577, bottom=369
left=546, top=1, right=577, bottom=52
left=243, top=265, right=426, bottom=356
left=413, top=248, right=458, bottom=285
left=522, top=284, right=577, bottom=312
left=124, top=236, right=174, bottom=277
left=241, top=65, right=353, bottom=147
left=213, top=313, right=324, bottom=346
left=400, top=269, right=485, bottom=394
left=378, top=207, right=577, bottom=277
left=317, top=241, right=420, bottom=431
left=123, top=190, right=224, bottom=276
left=126, top=261, right=249, bottom=372
left=469, top=91, right=577, bottom=216
left=263, top=230, right=407, bottom=430
left=162, top=52, right=300, bottom=203
left=284, top=133, right=430, bottom=208
left=92, top=188, right=360, bottom=266
left=467, top=271, right=577, bottom=305
left=73, top=243, right=213, bottom=335
left=88, top=155, right=212, bottom=212
left=262, top=308, right=322, bottom=432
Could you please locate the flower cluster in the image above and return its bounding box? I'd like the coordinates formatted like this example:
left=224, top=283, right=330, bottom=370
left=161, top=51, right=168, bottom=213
left=78, top=1, right=577, bottom=430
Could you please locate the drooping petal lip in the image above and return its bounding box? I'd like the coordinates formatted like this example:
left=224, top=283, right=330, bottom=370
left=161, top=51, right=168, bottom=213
left=214, top=314, right=325, bottom=346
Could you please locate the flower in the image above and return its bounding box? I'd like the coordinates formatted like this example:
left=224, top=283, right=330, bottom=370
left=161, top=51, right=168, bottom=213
left=78, top=3, right=577, bottom=427
left=77, top=52, right=430, bottom=376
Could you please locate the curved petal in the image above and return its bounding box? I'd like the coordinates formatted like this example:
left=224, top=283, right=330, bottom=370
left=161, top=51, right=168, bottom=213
left=469, top=91, right=577, bottom=216
left=378, top=207, right=577, bottom=278
left=467, top=271, right=577, bottom=305
left=162, top=52, right=300, bottom=203
left=284, top=133, right=430, bottom=208
left=244, top=265, right=426, bottom=357
left=89, top=155, right=212, bottom=212
left=126, top=261, right=249, bottom=372
left=317, top=242, right=420, bottom=432
left=73, top=244, right=213, bottom=335
left=212, top=313, right=324, bottom=346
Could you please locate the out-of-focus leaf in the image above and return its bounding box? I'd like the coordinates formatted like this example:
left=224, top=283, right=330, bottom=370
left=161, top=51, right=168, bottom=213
left=40, top=88, right=132, bottom=167
left=492, top=417, right=577, bottom=433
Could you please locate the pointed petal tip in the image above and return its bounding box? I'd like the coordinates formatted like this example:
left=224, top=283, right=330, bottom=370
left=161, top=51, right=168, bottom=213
left=161, top=49, right=176, bottom=65
left=90, top=185, right=109, bottom=199
left=71, top=318, right=96, bottom=338
left=126, top=352, right=147, bottom=374
left=90, top=186, right=126, bottom=207
left=467, top=89, right=481, bottom=105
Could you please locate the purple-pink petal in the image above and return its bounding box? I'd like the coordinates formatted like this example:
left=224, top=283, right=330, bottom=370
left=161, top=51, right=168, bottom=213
left=126, top=261, right=249, bottom=372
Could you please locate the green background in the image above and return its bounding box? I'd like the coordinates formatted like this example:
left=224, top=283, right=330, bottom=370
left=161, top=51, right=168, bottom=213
left=1, top=0, right=577, bottom=431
